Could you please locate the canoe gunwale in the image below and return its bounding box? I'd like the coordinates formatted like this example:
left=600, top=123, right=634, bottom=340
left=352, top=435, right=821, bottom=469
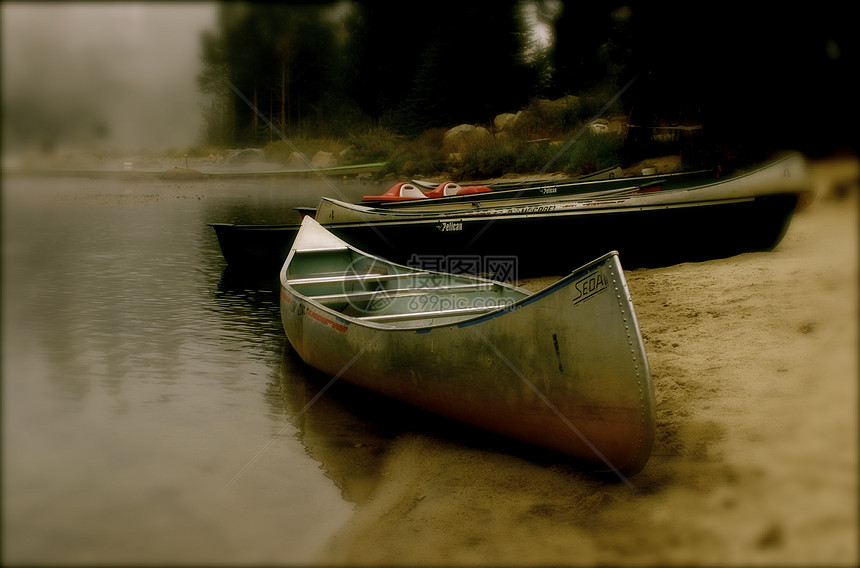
left=317, top=192, right=794, bottom=226
left=381, top=164, right=713, bottom=208
left=281, top=218, right=620, bottom=332
left=317, top=153, right=811, bottom=224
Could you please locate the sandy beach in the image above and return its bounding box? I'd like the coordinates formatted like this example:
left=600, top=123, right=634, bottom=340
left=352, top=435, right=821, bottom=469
left=317, top=160, right=858, bottom=565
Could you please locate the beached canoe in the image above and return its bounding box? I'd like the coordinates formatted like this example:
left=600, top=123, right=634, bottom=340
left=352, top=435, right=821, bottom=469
left=207, top=177, right=652, bottom=273
left=279, top=216, right=655, bottom=475
left=313, top=152, right=811, bottom=275
left=362, top=164, right=713, bottom=205
left=211, top=153, right=810, bottom=275
left=409, top=164, right=626, bottom=192
left=362, top=165, right=627, bottom=202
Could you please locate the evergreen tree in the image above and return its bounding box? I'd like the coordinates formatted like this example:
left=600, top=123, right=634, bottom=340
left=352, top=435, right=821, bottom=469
left=199, top=2, right=341, bottom=145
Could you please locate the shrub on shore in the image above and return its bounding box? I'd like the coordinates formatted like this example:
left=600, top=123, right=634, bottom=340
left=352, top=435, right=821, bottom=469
left=449, top=132, right=624, bottom=180
left=180, top=124, right=624, bottom=180
left=262, top=138, right=346, bottom=163
left=188, top=94, right=628, bottom=179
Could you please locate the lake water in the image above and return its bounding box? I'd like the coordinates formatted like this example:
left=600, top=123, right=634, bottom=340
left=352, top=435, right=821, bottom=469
left=1, top=173, right=405, bottom=563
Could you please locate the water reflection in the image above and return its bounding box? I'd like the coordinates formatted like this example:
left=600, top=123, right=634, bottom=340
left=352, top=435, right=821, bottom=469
left=211, top=268, right=283, bottom=362
left=275, top=335, right=584, bottom=506
left=2, top=174, right=373, bottom=563
left=278, top=347, right=399, bottom=503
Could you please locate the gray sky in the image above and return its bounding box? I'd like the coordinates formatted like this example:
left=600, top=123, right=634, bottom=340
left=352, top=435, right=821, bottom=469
left=2, top=3, right=217, bottom=153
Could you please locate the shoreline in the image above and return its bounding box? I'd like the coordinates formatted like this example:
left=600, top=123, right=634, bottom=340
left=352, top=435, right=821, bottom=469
left=314, top=183, right=857, bottom=564
left=1, top=162, right=387, bottom=181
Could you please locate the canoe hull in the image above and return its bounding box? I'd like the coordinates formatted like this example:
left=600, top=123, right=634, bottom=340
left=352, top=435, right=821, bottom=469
left=213, top=191, right=799, bottom=275
left=280, top=222, right=654, bottom=475
left=213, top=154, right=810, bottom=275
left=210, top=223, right=298, bottom=273
left=380, top=165, right=710, bottom=208
left=321, top=192, right=801, bottom=276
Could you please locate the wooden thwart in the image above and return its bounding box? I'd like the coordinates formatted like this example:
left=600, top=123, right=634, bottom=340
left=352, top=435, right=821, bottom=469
left=288, top=271, right=431, bottom=287
left=357, top=304, right=505, bottom=322
left=310, top=282, right=495, bottom=305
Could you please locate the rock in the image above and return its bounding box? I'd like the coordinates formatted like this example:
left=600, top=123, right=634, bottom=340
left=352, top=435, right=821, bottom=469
left=224, top=148, right=265, bottom=164
left=311, top=150, right=338, bottom=169
left=338, top=145, right=356, bottom=161
left=525, top=98, right=567, bottom=121
left=287, top=152, right=311, bottom=168
left=442, top=124, right=492, bottom=154
left=505, top=107, right=540, bottom=135
left=493, top=113, right=517, bottom=133
left=512, top=96, right=583, bottom=135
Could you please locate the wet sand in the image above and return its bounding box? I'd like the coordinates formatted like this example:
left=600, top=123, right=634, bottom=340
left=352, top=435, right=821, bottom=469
left=317, top=162, right=857, bottom=565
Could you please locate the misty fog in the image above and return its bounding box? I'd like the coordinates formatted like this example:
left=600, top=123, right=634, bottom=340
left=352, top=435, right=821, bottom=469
left=2, top=3, right=217, bottom=155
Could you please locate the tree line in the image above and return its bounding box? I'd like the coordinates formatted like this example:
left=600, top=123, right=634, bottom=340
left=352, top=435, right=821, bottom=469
left=198, top=1, right=549, bottom=145
left=198, top=1, right=856, bottom=157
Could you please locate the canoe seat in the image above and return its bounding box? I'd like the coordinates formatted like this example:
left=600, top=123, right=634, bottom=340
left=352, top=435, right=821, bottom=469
left=310, top=282, right=495, bottom=304
left=362, top=182, right=428, bottom=202
left=288, top=271, right=431, bottom=287
left=424, top=182, right=462, bottom=198
left=424, top=182, right=493, bottom=198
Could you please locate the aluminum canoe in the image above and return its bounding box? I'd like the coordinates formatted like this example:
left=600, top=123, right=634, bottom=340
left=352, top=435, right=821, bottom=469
left=279, top=216, right=655, bottom=476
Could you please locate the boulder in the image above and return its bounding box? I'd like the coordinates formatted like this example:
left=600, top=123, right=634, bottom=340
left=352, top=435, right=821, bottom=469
left=311, top=150, right=338, bottom=169
left=493, top=113, right=517, bottom=133
left=338, top=145, right=356, bottom=161
left=506, top=108, right=539, bottom=135
left=224, top=148, right=265, bottom=164
left=442, top=124, right=492, bottom=154
left=287, top=152, right=311, bottom=168
left=514, top=95, right=582, bottom=134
